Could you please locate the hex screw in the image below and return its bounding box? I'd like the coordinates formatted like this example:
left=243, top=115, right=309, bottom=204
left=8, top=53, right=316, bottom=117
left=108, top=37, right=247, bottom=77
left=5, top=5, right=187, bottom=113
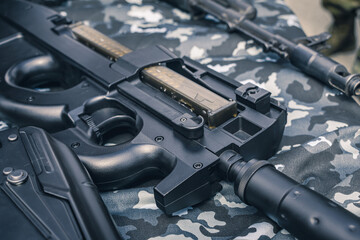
left=8, top=134, right=18, bottom=142
left=154, top=136, right=164, bottom=142
left=193, top=162, right=203, bottom=169
left=71, top=142, right=80, bottom=149
left=3, top=167, right=13, bottom=175
left=180, top=117, right=187, bottom=122
left=81, top=82, right=89, bottom=88
left=27, top=96, right=35, bottom=102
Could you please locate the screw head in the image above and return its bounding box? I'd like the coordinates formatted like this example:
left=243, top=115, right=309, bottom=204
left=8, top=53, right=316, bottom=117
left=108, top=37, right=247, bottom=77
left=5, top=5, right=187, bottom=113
left=180, top=117, right=187, bottom=122
left=154, top=136, right=164, bottom=142
left=193, top=162, right=203, bottom=169
left=71, top=142, right=80, bottom=149
left=292, top=190, right=301, bottom=199
left=10, top=170, right=24, bottom=180
left=3, top=167, right=13, bottom=175
left=310, top=217, right=320, bottom=225
left=26, top=96, right=35, bottom=102
left=7, top=169, right=28, bottom=185
left=8, top=134, right=18, bottom=142
left=349, top=224, right=357, bottom=232
left=81, top=82, right=89, bottom=88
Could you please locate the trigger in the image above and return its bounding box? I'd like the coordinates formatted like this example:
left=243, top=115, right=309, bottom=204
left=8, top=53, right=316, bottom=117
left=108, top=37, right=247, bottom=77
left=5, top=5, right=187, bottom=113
left=81, top=113, right=136, bottom=145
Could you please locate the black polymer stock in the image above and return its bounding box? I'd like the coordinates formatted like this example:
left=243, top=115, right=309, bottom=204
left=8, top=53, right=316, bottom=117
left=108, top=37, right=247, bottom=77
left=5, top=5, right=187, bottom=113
left=0, top=127, right=120, bottom=240
left=165, top=0, right=360, bottom=104
left=0, top=1, right=359, bottom=240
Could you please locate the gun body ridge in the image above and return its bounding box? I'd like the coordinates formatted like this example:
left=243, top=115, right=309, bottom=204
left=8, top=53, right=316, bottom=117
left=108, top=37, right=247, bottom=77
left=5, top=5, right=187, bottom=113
left=0, top=1, right=359, bottom=240
left=0, top=126, right=120, bottom=240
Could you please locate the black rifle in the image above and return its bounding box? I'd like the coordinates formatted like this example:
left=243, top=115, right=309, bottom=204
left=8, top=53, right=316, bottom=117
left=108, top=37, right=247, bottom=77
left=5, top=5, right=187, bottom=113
left=164, top=0, right=360, bottom=104
left=0, top=1, right=359, bottom=239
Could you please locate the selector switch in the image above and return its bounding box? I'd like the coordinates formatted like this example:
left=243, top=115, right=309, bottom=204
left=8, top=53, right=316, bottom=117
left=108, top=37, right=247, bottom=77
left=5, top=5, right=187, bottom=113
left=235, top=83, right=271, bottom=114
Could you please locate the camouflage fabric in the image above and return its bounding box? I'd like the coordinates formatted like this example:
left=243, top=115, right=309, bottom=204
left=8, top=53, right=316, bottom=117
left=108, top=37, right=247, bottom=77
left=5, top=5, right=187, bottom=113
left=321, top=0, right=360, bottom=72
left=2, top=0, right=360, bottom=239
left=322, top=0, right=360, bottom=17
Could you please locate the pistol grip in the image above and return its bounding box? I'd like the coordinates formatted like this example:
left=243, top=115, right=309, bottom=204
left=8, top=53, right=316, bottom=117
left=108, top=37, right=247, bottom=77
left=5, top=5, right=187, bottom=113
left=79, top=143, right=176, bottom=191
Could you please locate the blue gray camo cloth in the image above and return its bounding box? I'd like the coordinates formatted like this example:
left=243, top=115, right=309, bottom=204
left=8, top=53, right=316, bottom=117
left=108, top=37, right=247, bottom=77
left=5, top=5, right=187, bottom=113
left=2, top=0, right=360, bottom=239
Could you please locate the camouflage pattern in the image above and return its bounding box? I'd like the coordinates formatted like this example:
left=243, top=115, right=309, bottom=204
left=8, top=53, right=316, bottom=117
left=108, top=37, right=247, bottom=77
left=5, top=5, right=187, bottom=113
left=321, top=0, right=360, bottom=72
left=2, top=0, right=360, bottom=239
left=322, top=0, right=360, bottom=17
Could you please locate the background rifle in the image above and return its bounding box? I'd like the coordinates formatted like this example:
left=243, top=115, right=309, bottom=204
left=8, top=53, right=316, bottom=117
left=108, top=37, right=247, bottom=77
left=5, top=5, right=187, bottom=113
left=164, top=0, right=360, bottom=104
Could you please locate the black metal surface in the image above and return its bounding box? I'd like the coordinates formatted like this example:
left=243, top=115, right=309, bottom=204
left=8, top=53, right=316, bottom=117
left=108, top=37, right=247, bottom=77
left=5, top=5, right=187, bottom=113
left=219, top=152, right=360, bottom=240
left=0, top=0, right=286, bottom=215
left=0, top=127, right=120, bottom=240
left=0, top=1, right=359, bottom=240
